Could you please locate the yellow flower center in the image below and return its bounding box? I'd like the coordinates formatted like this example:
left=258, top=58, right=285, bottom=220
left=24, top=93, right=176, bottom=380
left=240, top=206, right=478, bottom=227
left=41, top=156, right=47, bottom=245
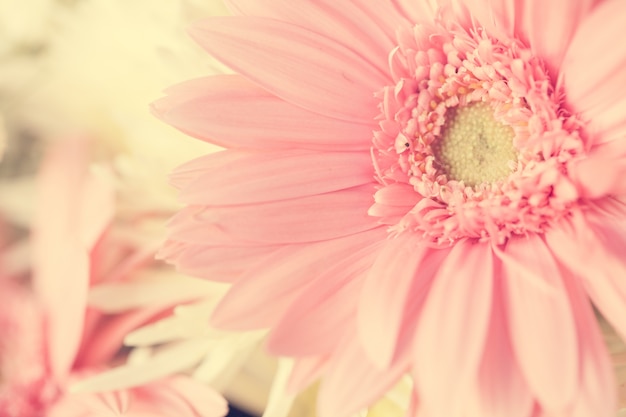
left=432, top=102, right=516, bottom=187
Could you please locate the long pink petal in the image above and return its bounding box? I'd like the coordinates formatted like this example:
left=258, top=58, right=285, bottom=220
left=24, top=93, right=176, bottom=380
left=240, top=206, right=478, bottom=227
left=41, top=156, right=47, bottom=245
left=357, top=234, right=448, bottom=368
left=77, top=170, right=115, bottom=250
left=546, top=205, right=626, bottom=342
left=162, top=243, right=282, bottom=282
left=0, top=281, right=47, bottom=386
left=498, top=235, right=578, bottom=412
left=390, top=0, right=436, bottom=25
left=137, top=376, right=228, bottom=417
left=168, top=184, right=379, bottom=245
left=47, top=389, right=122, bottom=417
left=52, top=377, right=227, bottom=417
left=468, top=274, right=534, bottom=417
left=561, top=268, right=616, bottom=417
left=154, top=75, right=375, bottom=151
left=317, top=333, right=410, bottom=417
left=266, top=278, right=359, bottom=357
left=561, top=0, right=626, bottom=141
left=210, top=227, right=387, bottom=329
left=32, top=139, right=92, bottom=379
left=266, top=242, right=380, bottom=356
left=179, top=149, right=374, bottom=205
left=224, top=0, right=405, bottom=76
left=169, top=151, right=244, bottom=191
left=188, top=17, right=387, bottom=123
left=75, top=307, right=165, bottom=368
left=581, top=94, right=626, bottom=147
left=413, top=240, right=494, bottom=416
left=568, top=142, right=626, bottom=199
left=520, top=0, right=595, bottom=78
left=288, top=356, right=328, bottom=393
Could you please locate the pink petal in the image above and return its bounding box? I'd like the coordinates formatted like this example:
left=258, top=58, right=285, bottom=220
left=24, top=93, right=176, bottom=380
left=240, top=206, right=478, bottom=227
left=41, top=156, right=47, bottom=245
left=562, top=0, right=626, bottom=138
left=267, top=278, right=359, bottom=356
left=498, top=235, right=578, bottom=412
left=0, top=281, right=47, bottom=386
left=368, top=183, right=421, bottom=224
left=93, top=390, right=130, bottom=414
left=468, top=275, right=534, bottom=417
left=71, top=339, right=213, bottom=392
left=32, top=139, right=91, bottom=379
left=188, top=17, right=387, bottom=123
left=316, top=333, right=410, bottom=417
left=266, top=242, right=381, bottom=356
left=154, top=75, right=375, bottom=151
left=47, top=390, right=122, bottom=417
left=211, top=227, right=387, bottom=329
left=582, top=94, right=626, bottom=147
left=75, top=307, right=165, bottom=368
left=413, top=240, right=494, bottom=416
left=288, top=356, right=328, bottom=393
left=77, top=170, right=114, bottom=250
left=568, top=142, right=626, bottom=199
left=224, top=0, right=406, bottom=75
left=390, top=0, right=436, bottom=25
left=55, top=376, right=227, bottom=417
left=179, top=149, right=374, bottom=205
left=164, top=243, right=282, bottom=282
left=168, top=184, right=379, bottom=245
left=546, top=205, right=626, bottom=342
left=357, top=234, right=448, bottom=368
left=561, top=268, right=616, bottom=417
left=169, top=151, right=243, bottom=190
left=520, top=0, right=595, bottom=78
left=139, top=376, right=228, bottom=417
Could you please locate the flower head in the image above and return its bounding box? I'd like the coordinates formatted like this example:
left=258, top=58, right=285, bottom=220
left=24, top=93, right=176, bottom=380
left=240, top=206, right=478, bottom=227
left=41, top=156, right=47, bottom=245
left=156, top=1, right=626, bottom=416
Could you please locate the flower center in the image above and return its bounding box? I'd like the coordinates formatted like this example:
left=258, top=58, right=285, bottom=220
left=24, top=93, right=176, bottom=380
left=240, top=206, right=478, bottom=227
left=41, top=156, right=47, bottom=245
left=370, top=20, right=586, bottom=245
left=432, top=102, right=516, bottom=187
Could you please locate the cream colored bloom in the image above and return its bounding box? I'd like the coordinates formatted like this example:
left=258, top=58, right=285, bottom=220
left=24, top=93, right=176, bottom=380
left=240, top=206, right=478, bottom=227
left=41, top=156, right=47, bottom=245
left=29, top=0, right=227, bottom=169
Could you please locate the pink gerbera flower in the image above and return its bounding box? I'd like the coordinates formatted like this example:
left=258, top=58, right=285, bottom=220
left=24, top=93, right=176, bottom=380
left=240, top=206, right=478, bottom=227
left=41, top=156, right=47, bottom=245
left=155, top=1, right=626, bottom=416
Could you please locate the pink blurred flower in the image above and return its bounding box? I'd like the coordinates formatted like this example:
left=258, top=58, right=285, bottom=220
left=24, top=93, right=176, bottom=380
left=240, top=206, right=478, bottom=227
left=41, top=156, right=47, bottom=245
left=155, top=0, right=626, bottom=416
left=0, top=139, right=227, bottom=417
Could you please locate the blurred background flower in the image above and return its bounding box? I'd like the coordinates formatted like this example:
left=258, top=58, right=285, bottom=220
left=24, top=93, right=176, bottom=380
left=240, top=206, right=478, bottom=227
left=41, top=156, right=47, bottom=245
left=0, top=1, right=274, bottom=416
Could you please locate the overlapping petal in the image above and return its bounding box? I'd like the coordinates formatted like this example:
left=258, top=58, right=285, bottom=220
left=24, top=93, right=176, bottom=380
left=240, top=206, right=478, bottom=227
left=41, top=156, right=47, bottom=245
left=562, top=0, right=626, bottom=144
left=498, top=235, right=578, bottom=411
left=178, top=149, right=374, bottom=205
left=154, top=75, right=375, bottom=151
left=168, top=184, right=379, bottom=245
left=413, top=240, right=494, bottom=416
left=188, top=17, right=388, bottom=122
left=358, top=234, right=448, bottom=367
left=224, top=0, right=408, bottom=74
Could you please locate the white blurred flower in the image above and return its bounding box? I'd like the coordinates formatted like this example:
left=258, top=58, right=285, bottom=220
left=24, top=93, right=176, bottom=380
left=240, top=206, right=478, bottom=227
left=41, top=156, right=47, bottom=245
left=28, top=0, right=227, bottom=169
left=10, top=1, right=281, bottom=415
left=0, top=0, right=57, bottom=54
left=0, top=0, right=70, bottom=178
